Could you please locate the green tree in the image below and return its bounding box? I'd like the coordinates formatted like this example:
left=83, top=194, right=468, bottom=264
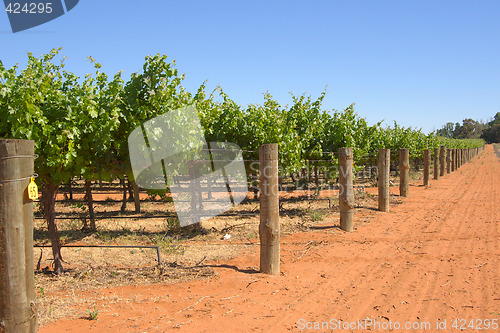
left=481, top=112, right=500, bottom=143
left=436, top=122, right=455, bottom=138
left=0, top=48, right=81, bottom=273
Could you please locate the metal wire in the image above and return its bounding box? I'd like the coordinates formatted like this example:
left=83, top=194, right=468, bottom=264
left=0, top=154, right=38, bottom=160
left=33, top=212, right=260, bottom=220
left=0, top=173, right=38, bottom=184
left=34, top=244, right=162, bottom=265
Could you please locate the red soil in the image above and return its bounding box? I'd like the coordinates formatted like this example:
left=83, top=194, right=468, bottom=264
left=39, top=145, right=499, bottom=332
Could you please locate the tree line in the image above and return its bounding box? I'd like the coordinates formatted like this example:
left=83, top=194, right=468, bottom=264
left=436, top=113, right=500, bottom=143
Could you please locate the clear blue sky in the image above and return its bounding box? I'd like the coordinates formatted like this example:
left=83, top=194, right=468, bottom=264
left=1, top=0, right=499, bottom=133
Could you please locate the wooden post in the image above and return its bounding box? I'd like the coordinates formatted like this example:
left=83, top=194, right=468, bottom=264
left=0, top=139, right=38, bottom=332
left=446, top=148, right=452, bottom=173
left=339, top=148, right=354, bottom=231
left=259, top=144, right=280, bottom=275
left=433, top=148, right=439, bottom=180
left=399, top=148, right=410, bottom=197
left=440, top=146, right=446, bottom=177
left=378, top=149, right=390, bottom=212
left=454, top=149, right=458, bottom=170
left=423, top=149, right=430, bottom=186
left=451, top=149, right=456, bottom=172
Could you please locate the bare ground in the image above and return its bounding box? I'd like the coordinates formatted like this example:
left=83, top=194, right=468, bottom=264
left=37, top=145, right=499, bottom=332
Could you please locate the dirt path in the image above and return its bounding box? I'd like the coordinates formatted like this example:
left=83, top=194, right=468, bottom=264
left=39, top=146, right=499, bottom=332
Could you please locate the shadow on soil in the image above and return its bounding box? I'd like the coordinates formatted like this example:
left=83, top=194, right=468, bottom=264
left=199, top=264, right=260, bottom=274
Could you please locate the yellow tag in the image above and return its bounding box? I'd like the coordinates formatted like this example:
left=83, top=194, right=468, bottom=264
left=28, top=177, right=38, bottom=200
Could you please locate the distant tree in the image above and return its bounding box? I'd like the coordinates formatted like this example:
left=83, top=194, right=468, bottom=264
left=436, top=122, right=455, bottom=138
left=481, top=112, right=500, bottom=143
left=437, top=118, right=485, bottom=139
left=489, top=112, right=500, bottom=126
left=481, top=124, right=500, bottom=143
left=455, top=118, right=483, bottom=139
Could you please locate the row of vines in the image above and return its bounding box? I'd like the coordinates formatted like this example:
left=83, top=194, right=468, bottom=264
left=0, top=49, right=485, bottom=273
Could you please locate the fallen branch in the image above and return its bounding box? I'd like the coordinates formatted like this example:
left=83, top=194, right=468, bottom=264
left=195, top=256, right=207, bottom=266
left=173, top=319, right=193, bottom=328
left=297, top=247, right=312, bottom=260
left=246, top=280, right=260, bottom=288
left=176, top=296, right=210, bottom=314
left=220, top=295, right=240, bottom=301
left=440, top=280, right=451, bottom=287
left=471, top=262, right=487, bottom=269
left=221, top=222, right=248, bottom=233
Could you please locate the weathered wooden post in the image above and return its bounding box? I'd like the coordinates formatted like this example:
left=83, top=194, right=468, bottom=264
left=0, top=139, right=38, bottom=332
left=378, top=149, right=390, bottom=212
left=433, top=148, right=439, bottom=180
left=423, top=149, right=430, bottom=186
left=446, top=148, right=452, bottom=173
left=440, top=146, right=446, bottom=177
left=259, top=144, right=280, bottom=275
left=399, top=148, right=410, bottom=197
left=454, top=149, right=458, bottom=170
left=339, top=148, right=354, bottom=231
left=451, top=149, right=456, bottom=172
